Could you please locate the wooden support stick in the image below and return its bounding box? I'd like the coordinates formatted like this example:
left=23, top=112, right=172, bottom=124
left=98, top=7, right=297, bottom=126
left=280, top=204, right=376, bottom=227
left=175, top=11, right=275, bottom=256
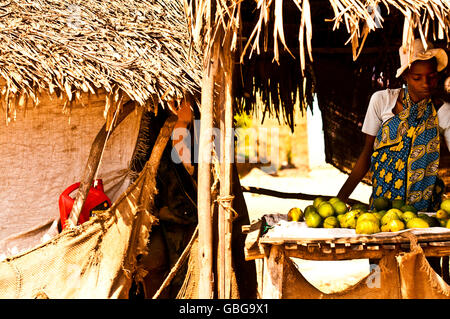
left=123, top=113, right=178, bottom=269
left=152, top=226, right=198, bottom=299
left=197, top=39, right=220, bottom=299
left=218, top=32, right=234, bottom=299
left=67, top=100, right=136, bottom=227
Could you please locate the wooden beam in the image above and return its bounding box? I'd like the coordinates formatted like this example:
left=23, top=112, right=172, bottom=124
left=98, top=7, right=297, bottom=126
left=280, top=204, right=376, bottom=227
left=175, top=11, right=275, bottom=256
left=197, top=39, right=220, bottom=299
left=241, top=185, right=367, bottom=206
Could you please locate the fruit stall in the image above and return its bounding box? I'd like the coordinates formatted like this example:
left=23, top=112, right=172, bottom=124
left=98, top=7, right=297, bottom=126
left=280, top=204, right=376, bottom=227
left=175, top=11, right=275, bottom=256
left=183, top=0, right=450, bottom=299
left=243, top=197, right=450, bottom=298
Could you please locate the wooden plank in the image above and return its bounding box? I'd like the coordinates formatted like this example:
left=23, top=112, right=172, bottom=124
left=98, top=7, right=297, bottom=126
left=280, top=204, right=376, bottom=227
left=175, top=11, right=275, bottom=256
left=307, top=246, right=316, bottom=253
left=307, top=243, right=318, bottom=253
left=259, top=230, right=450, bottom=246
left=261, top=240, right=450, bottom=261
left=262, top=245, right=284, bottom=299
left=285, top=243, right=298, bottom=250
left=428, top=241, right=450, bottom=247
left=256, top=239, right=450, bottom=263
left=242, top=220, right=262, bottom=234
left=241, top=225, right=251, bottom=234
left=244, top=247, right=265, bottom=261
left=322, top=245, right=332, bottom=254
left=422, top=246, right=450, bottom=257
left=267, top=240, right=284, bottom=245
left=285, top=246, right=385, bottom=260
left=334, top=244, right=347, bottom=254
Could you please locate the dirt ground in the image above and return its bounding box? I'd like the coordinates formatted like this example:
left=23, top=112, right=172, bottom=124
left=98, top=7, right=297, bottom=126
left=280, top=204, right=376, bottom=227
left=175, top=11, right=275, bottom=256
left=240, top=164, right=373, bottom=294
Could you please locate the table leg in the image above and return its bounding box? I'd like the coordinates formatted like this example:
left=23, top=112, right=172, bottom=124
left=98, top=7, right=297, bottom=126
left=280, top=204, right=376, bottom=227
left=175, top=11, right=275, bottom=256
left=262, top=245, right=284, bottom=299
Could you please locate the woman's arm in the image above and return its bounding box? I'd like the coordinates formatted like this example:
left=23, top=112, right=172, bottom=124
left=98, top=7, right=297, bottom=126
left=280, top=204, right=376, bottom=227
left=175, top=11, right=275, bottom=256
left=337, top=134, right=376, bottom=202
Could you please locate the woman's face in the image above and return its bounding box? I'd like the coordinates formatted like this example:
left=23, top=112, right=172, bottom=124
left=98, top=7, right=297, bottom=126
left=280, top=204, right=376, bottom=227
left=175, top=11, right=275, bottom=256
left=404, top=59, right=439, bottom=102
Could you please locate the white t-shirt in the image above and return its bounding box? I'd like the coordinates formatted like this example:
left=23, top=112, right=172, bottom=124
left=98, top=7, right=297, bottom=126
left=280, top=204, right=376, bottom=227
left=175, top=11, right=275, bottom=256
left=362, top=88, right=450, bottom=150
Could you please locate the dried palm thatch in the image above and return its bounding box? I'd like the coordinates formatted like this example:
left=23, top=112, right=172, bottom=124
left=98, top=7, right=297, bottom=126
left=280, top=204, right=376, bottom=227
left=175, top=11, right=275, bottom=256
left=234, top=52, right=316, bottom=132
left=0, top=0, right=202, bottom=122
left=185, top=0, right=449, bottom=133
left=187, top=0, right=449, bottom=73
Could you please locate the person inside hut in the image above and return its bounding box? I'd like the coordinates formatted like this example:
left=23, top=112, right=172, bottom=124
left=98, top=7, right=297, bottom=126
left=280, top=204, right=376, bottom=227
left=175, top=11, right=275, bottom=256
left=337, top=38, right=449, bottom=212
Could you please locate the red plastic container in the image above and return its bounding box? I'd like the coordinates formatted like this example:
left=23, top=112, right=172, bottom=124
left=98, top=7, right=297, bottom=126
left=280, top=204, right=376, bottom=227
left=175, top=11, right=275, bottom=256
left=59, top=179, right=111, bottom=229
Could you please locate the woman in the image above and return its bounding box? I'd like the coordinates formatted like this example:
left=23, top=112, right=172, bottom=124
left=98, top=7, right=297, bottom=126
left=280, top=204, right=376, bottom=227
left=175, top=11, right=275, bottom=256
left=337, top=39, right=449, bottom=212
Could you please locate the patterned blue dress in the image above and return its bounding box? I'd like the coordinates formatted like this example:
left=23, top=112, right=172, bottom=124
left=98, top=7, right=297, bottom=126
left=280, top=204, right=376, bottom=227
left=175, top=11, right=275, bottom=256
left=370, top=87, right=443, bottom=211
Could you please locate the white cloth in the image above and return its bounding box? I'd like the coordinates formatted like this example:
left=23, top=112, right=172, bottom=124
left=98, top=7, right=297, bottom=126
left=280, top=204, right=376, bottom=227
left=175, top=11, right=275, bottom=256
left=0, top=94, right=142, bottom=245
left=362, top=88, right=450, bottom=150
left=262, top=219, right=450, bottom=241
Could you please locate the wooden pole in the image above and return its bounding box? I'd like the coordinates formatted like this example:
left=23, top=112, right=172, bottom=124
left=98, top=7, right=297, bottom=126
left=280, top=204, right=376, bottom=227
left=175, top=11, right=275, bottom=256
left=218, top=32, right=234, bottom=299
left=241, top=186, right=367, bottom=206
left=197, top=39, right=220, bottom=299
left=217, top=53, right=226, bottom=299
left=152, top=226, right=198, bottom=299
left=223, top=41, right=234, bottom=299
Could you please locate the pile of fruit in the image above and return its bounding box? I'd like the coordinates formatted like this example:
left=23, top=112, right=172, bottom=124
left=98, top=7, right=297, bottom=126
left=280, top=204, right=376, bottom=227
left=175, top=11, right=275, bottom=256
left=287, top=196, right=450, bottom=235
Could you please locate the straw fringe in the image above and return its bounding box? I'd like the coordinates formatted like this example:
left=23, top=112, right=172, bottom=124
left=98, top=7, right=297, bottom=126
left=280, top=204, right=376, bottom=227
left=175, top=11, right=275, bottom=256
left=0, top=0, right=202, bottom=120
left=188, top=0, right=450, bottom=72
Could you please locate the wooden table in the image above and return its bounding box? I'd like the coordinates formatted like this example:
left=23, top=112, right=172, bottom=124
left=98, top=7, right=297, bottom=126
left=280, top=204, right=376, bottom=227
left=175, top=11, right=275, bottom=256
left=243, top=220, right=450, bottom=298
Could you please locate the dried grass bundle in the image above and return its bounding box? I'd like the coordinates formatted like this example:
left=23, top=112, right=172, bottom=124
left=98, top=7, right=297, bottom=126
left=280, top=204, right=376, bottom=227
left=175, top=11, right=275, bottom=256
left=187, top=0, right=449, bottom=129
left=0, top=0, right=202, bottom=121
left=328, top=0, right=450, bottom=61
left=188, top=0, right=449, bottom=73
left=185, top=0, right=241, bottom=63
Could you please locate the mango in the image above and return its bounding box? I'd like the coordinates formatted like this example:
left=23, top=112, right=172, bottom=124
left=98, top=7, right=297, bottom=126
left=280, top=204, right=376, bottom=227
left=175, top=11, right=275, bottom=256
left=406, top=218, right=429, bottom=229
left=287, top=207, right=303, bottom=222
left=305, top=211, right=323, bottom=228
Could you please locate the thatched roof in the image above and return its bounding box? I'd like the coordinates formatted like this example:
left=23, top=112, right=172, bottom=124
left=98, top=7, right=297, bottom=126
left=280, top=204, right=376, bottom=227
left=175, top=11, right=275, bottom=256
left=184, top=0, right=449, bottom=133
left=0, top=0, right=202, bottom=116
left=188, top=0, right=449, bottom=68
